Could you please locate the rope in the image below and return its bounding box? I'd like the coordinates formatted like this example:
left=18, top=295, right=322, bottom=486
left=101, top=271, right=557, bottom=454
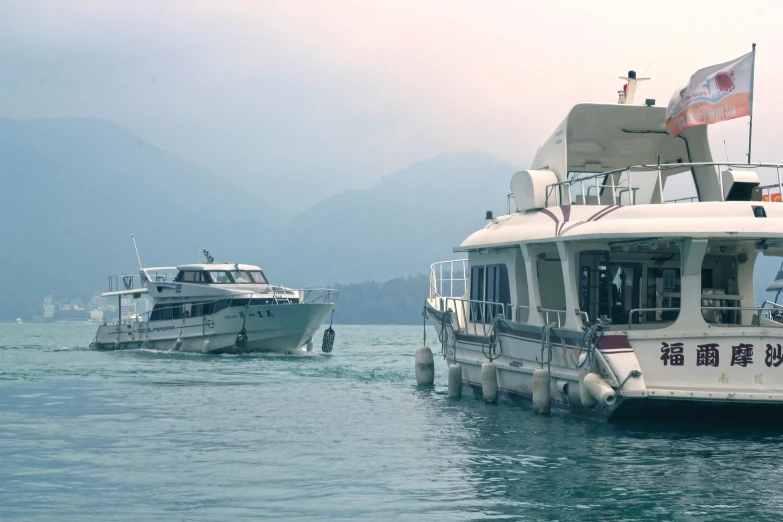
left=481, top=313, right=503, bottom=362
left=233, top=297, right=251, bottom=353
left=577, top=319, right=608, bottom=369
left=322, top=308, right=335, bottom=353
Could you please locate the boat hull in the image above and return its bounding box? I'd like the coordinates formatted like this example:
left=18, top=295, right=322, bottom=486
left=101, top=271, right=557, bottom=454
left=427, top=302, right=783, bottom=423
left=90, top=303, right=334, bottom=354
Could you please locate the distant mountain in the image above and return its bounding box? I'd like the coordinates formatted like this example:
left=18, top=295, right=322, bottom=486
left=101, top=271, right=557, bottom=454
left=0, top=118, right=285, bottom=320
left=0, top=118, right=518, bottom=321
left=331, top=274, right=430, bottom=325
left=269, top=152, right=517, bottom=286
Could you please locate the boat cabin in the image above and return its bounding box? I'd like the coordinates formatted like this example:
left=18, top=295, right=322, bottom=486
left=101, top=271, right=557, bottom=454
left=431, top=103, right=783, bottom=335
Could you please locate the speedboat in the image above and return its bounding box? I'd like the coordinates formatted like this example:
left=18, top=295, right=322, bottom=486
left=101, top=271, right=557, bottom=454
left=425, top=71, right=783, bottom=421
left=90, top=255, right=338, bottom=354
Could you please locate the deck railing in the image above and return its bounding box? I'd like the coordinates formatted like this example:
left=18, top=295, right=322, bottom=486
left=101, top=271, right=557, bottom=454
left=439, top=298, right=582, bottom=335
left=544, top=162, right=783, bottom=208
left=430, top=260, right=468, bottom=300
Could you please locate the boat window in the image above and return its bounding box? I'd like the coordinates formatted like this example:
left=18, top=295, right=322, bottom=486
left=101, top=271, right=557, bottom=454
left=538, top=251, right=566, bottom=321
left=160, top=306, right=173, bottom=321
left=180, top=271, right=206, bottom=283
left=214, top=299, right=231, bottom=313
left=470, top=266, right=485, bottom=322
left=468, top=264, right=510, bottom=322
left=230, top=271, right=254, bottom=284
left=208, top=271, right=234, bottom=284
left=171, top=305, right=184, bottom=320
left=248, top=271, right=268, bottom=284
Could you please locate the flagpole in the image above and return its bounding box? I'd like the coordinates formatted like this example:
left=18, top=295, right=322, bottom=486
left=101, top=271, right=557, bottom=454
left=747, top=43, right=756, bottom=163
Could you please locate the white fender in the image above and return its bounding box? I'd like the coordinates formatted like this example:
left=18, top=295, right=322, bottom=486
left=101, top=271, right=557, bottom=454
left=447, top=363, right=462, bottom=398
left=532, top=369, right=551, bottom=414
left=583, top=373, right=617, bottom=407
left=202, top=339, right=211, bottom=354
left=415, top=347, right=434, bottom=386
left=481, top=362, right=498, bottom=403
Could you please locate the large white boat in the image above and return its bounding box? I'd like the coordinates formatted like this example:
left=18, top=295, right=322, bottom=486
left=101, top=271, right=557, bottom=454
left=90, top=256, right=337, bottom=354
left=426, top=72, right=783, bottom=421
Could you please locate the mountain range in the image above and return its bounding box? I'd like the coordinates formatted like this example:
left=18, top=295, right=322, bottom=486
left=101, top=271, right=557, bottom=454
left=0, top=118, right=514, bottom=320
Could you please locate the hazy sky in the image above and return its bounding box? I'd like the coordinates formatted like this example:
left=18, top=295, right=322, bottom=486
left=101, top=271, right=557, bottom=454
left=2, top=0, right=782, bottom=200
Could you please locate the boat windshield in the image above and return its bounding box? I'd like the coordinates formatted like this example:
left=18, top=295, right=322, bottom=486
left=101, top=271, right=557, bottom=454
left=207, top=271, right=234, bottom=284
left=230, top=271, right=254, bottom=284
left=205, top=270, right=264, bottom=284
left=248, top=270, right=268, bottom=284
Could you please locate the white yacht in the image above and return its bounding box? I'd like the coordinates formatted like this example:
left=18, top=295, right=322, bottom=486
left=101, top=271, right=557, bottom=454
left=90, top=255, right=337, bottom=354
left=426, top=73, right=783, bottom=421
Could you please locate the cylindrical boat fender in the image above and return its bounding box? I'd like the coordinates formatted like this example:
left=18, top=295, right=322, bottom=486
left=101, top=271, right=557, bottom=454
left=447, top=363, right=462, bottom=398
left=579, top=379, right=598, bottom=408
left=481, top=362, right=498, bottom=403
left=415, top=346, right=435, bottom=386
left=202, top=339, right=211, bottom=354
left=306, top=340, right=314, bottom=352
left=114, top=339, right=121, bottom=351
left=142, top=338, right=151, bottom=350
left=583, top=373, right=617, bottom=407
left=556, top=379, right=569, bottom=395
left=532, top=369, right=551, bottom=414
left=173, top=337, right=183, bottom=351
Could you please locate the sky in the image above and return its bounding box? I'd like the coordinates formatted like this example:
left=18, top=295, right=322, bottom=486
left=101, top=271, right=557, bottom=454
left=2, top=0, right=783, bottom=203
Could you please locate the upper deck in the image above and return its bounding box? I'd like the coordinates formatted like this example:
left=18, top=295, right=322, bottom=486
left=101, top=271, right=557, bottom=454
left=458, top=102, right=783, bottom=251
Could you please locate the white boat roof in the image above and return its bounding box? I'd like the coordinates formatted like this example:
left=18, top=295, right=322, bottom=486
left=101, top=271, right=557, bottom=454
left=457, top=201, right=783, bottom=251
left=532, top=103, right=704, bottom=182
left=175, top=263, right=262, bottom=271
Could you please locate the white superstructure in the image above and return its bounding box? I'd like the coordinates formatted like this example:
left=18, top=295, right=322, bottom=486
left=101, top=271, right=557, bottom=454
left=90, top=260, right=337, bottom=354
left=426, top=74, right=783, bottom=421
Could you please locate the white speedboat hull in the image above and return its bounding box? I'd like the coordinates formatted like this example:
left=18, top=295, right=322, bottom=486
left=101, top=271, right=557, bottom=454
left=90, top=303, right=334, bottom=354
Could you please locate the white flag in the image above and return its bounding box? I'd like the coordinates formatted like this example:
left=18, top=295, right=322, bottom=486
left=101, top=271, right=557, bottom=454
left=665, top=52, right=754, bottom=137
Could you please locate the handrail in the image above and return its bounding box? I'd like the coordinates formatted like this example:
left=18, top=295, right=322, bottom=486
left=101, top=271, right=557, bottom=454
left=701, top=305, right=783, bottom=327
left=430, top=259, right=468, bottom=299
left=628, top=307, right=681, bottom=330
left=538, top=307, right=567, bottom=328
left=546, top=161, right=783, bottom=208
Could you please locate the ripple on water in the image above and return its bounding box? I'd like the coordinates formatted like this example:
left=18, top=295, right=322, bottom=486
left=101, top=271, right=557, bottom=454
left=1, top=324, right=783, bottom=521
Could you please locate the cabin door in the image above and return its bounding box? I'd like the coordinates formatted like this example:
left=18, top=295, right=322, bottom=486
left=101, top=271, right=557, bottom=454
left=580, top=259, right=642, bottom=325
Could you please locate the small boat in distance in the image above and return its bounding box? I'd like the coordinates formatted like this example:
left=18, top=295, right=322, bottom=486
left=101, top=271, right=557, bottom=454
left=90, top=250, right=338, bottom=354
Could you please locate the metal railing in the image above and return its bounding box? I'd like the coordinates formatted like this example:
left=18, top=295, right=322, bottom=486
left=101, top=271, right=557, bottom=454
left=701, top=306, right=783, bottom=327
left=443, top=298, right=517, bottom=337
left=545, top=162, right=783, bottom=208
left=628, top=308, right=681, bottom=330
left=760, top=183, right=783, bottom=202
left=539, top=307, right=567, bottom=328
left=299, top=288, right=340, bottom=305
left=430, top=260, right=468, bottom=299
left=441, top=298, right=582, bottom=334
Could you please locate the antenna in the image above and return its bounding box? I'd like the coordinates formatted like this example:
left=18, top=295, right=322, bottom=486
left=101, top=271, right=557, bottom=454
left=618, top=70, right=650, bottom=105
left=131, top=234, right=144, bottom=270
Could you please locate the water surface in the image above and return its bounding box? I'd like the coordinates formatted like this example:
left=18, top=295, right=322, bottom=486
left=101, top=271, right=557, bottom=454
left=1, top=324, right=781, bottom=521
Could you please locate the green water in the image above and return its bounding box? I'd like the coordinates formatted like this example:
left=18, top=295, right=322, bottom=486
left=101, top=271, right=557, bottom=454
left=1, top=323, right=782, bottom=521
